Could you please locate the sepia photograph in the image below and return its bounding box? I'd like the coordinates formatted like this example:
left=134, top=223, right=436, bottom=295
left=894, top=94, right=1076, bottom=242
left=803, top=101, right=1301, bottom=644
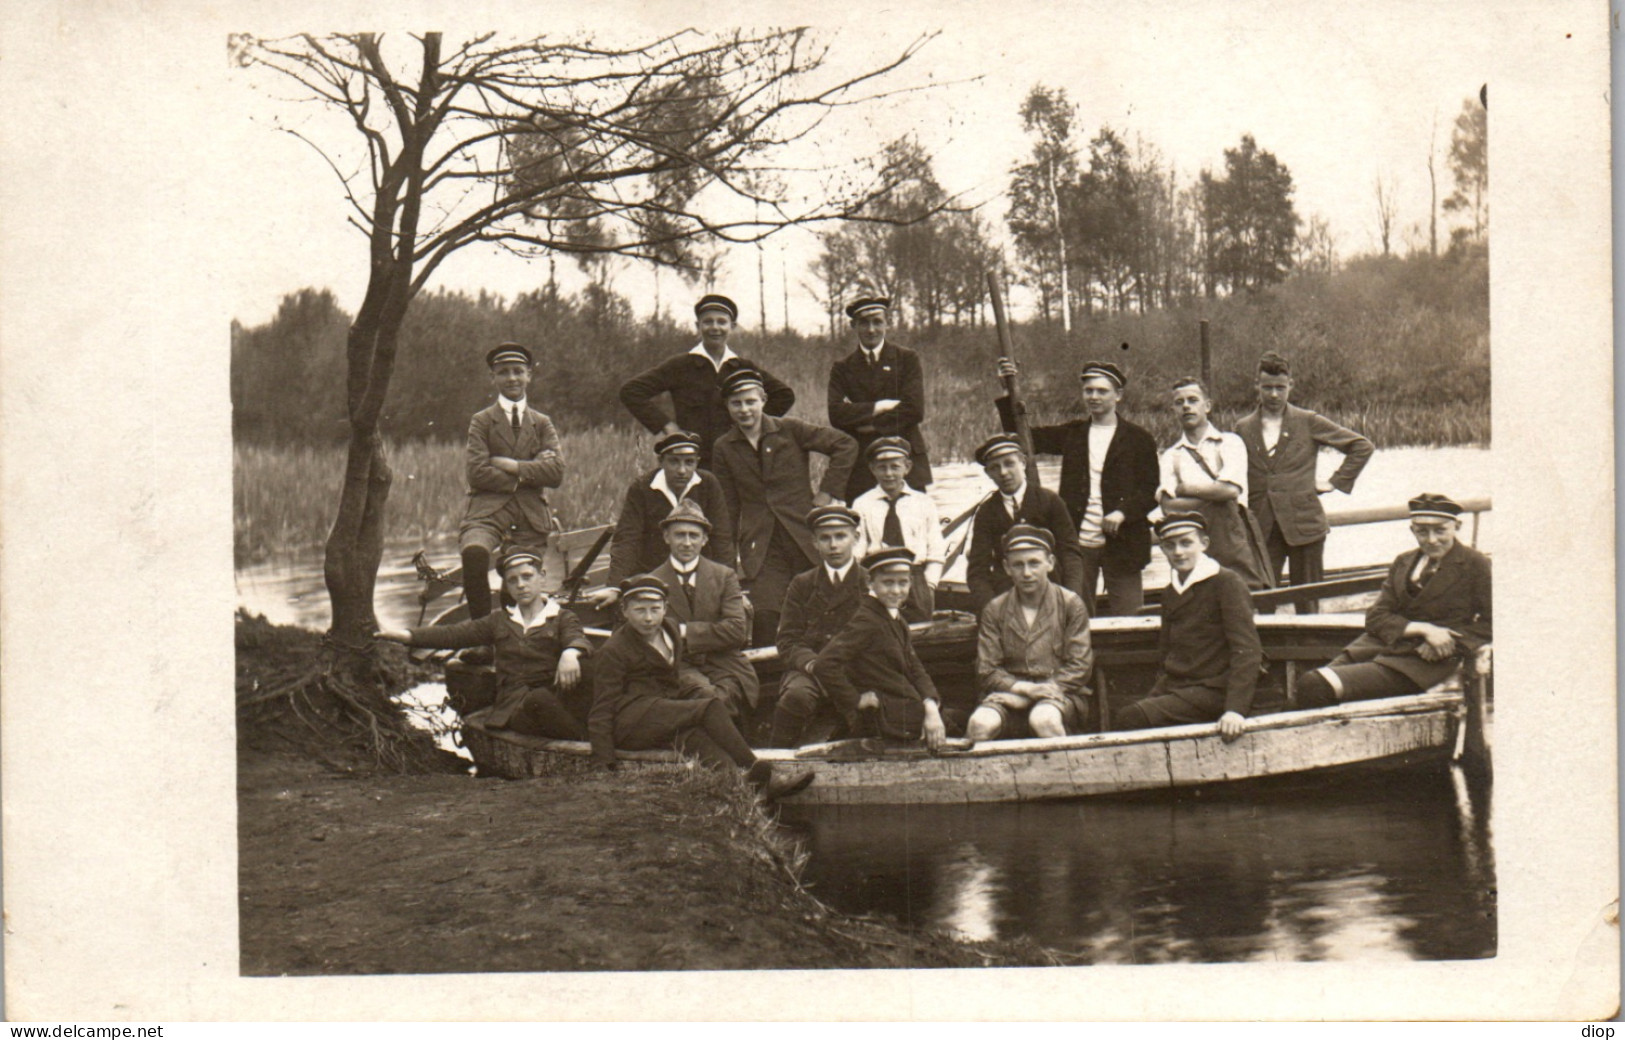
left=1, top=0, right=1615, bottom=1022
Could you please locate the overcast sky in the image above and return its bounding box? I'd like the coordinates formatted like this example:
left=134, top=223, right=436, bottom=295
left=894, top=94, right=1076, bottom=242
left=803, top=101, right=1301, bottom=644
left=228, top=0, right=1495, bottom=334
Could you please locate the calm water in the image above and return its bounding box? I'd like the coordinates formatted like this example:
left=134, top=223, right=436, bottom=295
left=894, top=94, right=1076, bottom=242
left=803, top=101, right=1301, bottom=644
left=236, top=444, right=1495, bottom=961
left=781, top=768, right=1496, bottom=962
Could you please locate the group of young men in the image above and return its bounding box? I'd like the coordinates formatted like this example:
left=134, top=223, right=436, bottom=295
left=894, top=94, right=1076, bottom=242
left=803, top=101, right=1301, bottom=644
left=373, top=292, right=1492, bottom=798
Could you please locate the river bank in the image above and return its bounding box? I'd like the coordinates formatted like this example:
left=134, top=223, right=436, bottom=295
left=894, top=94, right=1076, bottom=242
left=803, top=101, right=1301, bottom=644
left=237, top=615, right=1068, bottom=974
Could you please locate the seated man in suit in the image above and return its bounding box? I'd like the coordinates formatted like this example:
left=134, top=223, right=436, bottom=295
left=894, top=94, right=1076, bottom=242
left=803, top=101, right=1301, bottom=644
left=813, top=547, right=947, bottom=750
left=588, top=575, right=813, bottom=800
left=1297, top=494, right=1492, bottom=707
left=770, top=504, right=869, bottom=748
left=593, top=430, right=736, bottom=609
left=1116, top=512, right=1261, bottom=742
left=851, top=436, right=945, bottom=622
left=649, top=499, right=758, bottom=722
left=712, top=367, right=858, bottom=647
left=967, top=526, right=1094, bottom=742
left=458, top=343, right=565, bottom=618
left=376, top=549, right=590, bottom=739
left=965, top=433, right=1084, bottom=613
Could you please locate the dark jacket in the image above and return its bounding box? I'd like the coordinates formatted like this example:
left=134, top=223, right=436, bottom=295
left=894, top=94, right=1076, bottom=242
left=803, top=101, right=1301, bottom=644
left=651, top=556, right=760, bottom=707
left=1333, top=541, right=1492, bottom=687
left=966, top=483, right=1085, bottom=611
left=712, top=416, right=859, bottom=581
left=998, top=398, right=1160, bottom=571
left=828, top=342, right=932, bottom=498
left=407, top=606, right=591, bottom=728
left=607, top=468, right=736, bottom=583
left=1157, top=565, right=1263, bottom=717
left=588, top=619, right=708, bottom=765
left=775, top=563, right=869, bottom=676
left=812, top=595, right=938, bottom=739
left=619, top=351, right=795, bottom=467
left=1234, top=404, right=1373, bottom=546
left=462, top=401, right=565, bottom=531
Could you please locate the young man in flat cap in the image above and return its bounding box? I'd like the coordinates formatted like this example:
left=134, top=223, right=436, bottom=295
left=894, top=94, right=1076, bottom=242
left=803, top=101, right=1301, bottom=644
left=1234, top=352, right=1373, bottom=612
left=619, top=294, right=796, bottom=468
left=1115, top=513, right=1261, bottom=741
left=827, top=296, right=932, bottom=501
left=377, top=548, right=591, bottom=739
left=1158, top=377, right=1274, bottom=590
left=588, top=574, right=814, bottom=800
left=1297, top=494, right=1491, bottom=707
left=996, top=357, right=1160, bottom=616
left=813, top=547, right=947, bottom=750
left=851, top=435, right=945, bottom=622
left=967, top=525, right=1094, bottom=742
left=771, top=504, right=869, bottom=747
left=647, top=500, right=758, bottom=723
left=459, top=343, right=565, bottom=619
left=595, top=429, right=735, bottom=607
left=712, top=367, right=858, bottom=647
left=965, top=433, right=1085, bottom=613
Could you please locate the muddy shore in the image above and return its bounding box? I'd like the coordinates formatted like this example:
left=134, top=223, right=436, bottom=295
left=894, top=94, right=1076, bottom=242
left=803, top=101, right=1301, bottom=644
left=236, top=615, right=1064, bottom=974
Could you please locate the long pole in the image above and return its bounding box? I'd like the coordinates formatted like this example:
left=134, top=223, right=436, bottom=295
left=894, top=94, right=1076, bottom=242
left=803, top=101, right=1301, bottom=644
left=986, top=272, right=1044, bottom=491
left=1199, top=318, right=1212, bottom=390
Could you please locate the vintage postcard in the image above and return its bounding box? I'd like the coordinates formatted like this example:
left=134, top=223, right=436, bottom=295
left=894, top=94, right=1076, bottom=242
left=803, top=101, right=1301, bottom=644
left=0, top=0, right=1615, bottom=1022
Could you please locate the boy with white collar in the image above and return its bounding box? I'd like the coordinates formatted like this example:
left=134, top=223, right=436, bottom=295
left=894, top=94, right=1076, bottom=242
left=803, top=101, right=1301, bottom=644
left=851, top=436, right=945, bottom=621
left=378, top=549, right=590, bottom=739
left=1115, top=513, right=1261, bottom=742
left=458, top=343, right=565, bottom=618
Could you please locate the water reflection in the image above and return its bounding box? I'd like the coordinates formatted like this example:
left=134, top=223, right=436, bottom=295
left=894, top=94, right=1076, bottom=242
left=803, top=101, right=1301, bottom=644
left=782, top=770, right=1495, bottom=962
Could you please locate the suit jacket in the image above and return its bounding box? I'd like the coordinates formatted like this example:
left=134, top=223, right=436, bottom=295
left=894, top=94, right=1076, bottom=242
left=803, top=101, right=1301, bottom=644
left=588, top=619, right=709, bottom=764
left=1334, top=541, right=1492, bottom=687
left=607, top=468, right=736, bottom=583
left=775, top=563, right=869, bottom=676
left=998, top=398, right=1160, bottom=571
left=407, top=605, right=591, bottom=728
left=827, top=342, right=932, bottom=497
left=813, top=595, right=938, bottom=739
left=977, top=581, right=1094, bottom=698
left=619, top=351, right=795, bottom=467
left=1234, top=404, right=1373, bottom=546
left=651, top=557, right=760, bottom=707
left=1157, top=565, right=1263, bottom=717
left=463, top=401, right=565, bottom=530
left=966, top=484, right=1085, bottom=611
left=712, top=416, right=859, bottom=580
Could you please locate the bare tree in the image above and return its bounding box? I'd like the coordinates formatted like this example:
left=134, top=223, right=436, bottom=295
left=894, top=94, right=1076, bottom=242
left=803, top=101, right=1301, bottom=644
left=235, top=30, right=937, bottom=665
left=1374, top=174, right=1397, bottom=256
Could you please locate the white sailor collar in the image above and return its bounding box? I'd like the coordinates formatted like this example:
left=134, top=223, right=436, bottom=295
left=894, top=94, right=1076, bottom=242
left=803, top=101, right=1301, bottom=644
left=507, top=596, right=560, bottom=631
left=1168, top=553, right=1222, bottom=595
left=688, top=342, right=739, bottom=371
left=650, top=468, right=703, bottom=506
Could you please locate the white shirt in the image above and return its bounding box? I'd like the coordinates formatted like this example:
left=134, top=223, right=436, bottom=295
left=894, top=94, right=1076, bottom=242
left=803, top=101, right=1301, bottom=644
left=853, top=484, right=946, bottom=586
left=1078, top=421, right=1118, bottom=548
left=826, top=561, right=855, bottom=585
left=506, top=596, right=560, bottom=632
left=1261, top=414, right=1283, bottom=452
left=688, top=342, right=739, bottom=372
left=649, top=468, right=703, bottom=510
left=1167, top=553, right=1222, bottom=595
left=500, top=397, right=528, bottom=425
left=1158, top=424, right=1249, bottom=501
left=1000, top=479, right=1027, bottom=519
left=667, top=557, right=699, bottom=579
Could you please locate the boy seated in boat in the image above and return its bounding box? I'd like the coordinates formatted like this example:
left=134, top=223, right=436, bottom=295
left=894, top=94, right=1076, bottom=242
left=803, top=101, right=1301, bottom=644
left=771, top=504, right=869, bottom=747
left=1116, top=513, right=1260, bottom=742
left=588, top=575, right=814, bottom=800
left=646, top=499, right=758, bottom=723
left=966, top=433, right=1085, bottom=613
left=458, top=343, right=566, bottom=619
left=376, top=549, right=590, bottom=740
left=812, top=547, right=948, bottom=750
left=1296, top=494, right=1492, bottom=707
left=592, top=429, right=735, bottom=608
left=967, top=525, right=1094, bottom=742
left=851, top=436, right=945, bottom=622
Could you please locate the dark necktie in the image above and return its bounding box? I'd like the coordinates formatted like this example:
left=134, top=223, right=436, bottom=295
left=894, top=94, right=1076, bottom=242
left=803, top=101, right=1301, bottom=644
left=510, top=406, right=521, bottom=434
left=882, top=495, right=904, bottom=547
left=679, top=572, right=696, bottom=611
left=1417, top=557, right=1439, bottom=588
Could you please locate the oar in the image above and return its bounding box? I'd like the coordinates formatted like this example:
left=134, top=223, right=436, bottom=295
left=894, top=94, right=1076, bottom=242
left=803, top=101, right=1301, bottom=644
left=558, top=523, right=617, bottom=604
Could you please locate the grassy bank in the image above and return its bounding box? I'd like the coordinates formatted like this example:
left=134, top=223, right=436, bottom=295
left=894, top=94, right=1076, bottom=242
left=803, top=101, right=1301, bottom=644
left=237, top=616, right=1073, bottom=973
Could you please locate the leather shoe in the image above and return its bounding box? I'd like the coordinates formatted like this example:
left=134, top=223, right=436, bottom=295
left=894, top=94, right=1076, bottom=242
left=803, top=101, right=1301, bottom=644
left=762, top=766, right=815, bottom=801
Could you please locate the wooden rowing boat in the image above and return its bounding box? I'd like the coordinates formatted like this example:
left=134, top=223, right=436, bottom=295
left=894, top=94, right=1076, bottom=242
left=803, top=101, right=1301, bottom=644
left=447, top=614, right=1492, bottom=804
